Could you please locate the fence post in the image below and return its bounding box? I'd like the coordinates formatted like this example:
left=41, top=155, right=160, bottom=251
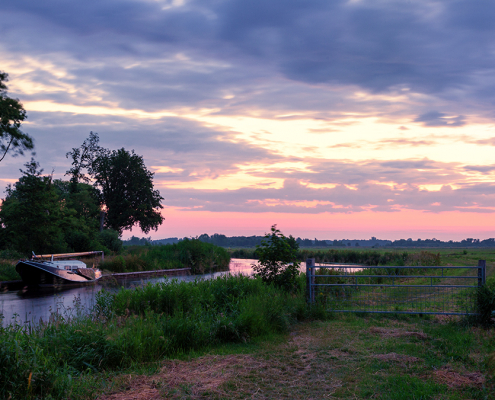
left=478, top=260, right=486, bottom=287
left=306, top=258, right=315, bottom=303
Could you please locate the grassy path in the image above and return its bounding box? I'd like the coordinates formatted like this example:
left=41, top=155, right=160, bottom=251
left=99, top=315, right=494, bottom=399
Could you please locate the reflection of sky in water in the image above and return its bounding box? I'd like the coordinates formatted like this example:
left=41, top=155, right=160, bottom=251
left=0, top=259, right=260, bottom=327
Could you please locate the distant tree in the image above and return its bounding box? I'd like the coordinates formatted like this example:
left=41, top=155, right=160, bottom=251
left=252, top=225, right=300, bottom=292
left=0, top=72, right=33, bottom=162
left=92, top=148, right=164, bottom=235
left=0, top=159, right=65, bottom=254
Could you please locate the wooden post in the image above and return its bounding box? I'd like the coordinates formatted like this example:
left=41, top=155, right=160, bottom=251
left=306, top=258, right=315, bottom=303
left=478, top=260, right=486, bottom=287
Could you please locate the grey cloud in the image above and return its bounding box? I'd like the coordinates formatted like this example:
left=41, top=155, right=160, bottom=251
left=414, top=111, right=466, bottom=127
left=464, top=165, right=495, bottom=174
left=471, top=137, right=495, bottom=146
left=160, top=179, right=495, bottom=214
left=0, top=112, right=284, bottom=183
left=4, top=0, right=495, bottom=110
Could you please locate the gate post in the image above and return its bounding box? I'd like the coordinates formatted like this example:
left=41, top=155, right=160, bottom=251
left=306, top=258, right=315, bottom=303
left=478, top=260, right=486, bottom=287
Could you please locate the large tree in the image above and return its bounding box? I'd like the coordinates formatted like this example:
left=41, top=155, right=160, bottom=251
left=66, top=132, right=164, bottom=235
left=0, top=159, right=65, bottom=254
left=91, top=148, right=164, bottom=235
left=0, top=72, right=33, bottom=162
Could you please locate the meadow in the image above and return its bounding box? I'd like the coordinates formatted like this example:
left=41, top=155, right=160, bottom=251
left=1, top=247, right=494, bottom=398
left=0, top=272, right=494, bottom=399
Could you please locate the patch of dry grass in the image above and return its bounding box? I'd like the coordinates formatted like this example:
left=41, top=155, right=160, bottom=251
left=98, top=316, right=492, bottom=400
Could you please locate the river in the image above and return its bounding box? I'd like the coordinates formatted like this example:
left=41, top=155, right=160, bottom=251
left=0, top=258, right=271, bottom=328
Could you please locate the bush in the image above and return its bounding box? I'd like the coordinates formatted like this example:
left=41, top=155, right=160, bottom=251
left=98, top=229, right=122, bottom=253
left=252, top=225, right=300, bottom=292
left=475, top=277, right=495, bottom=326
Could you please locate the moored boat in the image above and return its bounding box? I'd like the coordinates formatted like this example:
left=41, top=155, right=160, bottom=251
left=15, top=251, right=103, bottom=287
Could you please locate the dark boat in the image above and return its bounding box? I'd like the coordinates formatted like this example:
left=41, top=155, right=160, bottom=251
left=16, top=251, right=103, bottom=287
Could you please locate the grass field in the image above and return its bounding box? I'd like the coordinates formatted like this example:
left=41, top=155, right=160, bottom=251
left=1, top=248, right=494, bottom=399
left=98, top=314, right=495, bottom=399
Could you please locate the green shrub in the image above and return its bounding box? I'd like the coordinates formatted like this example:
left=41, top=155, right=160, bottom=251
left=98, top=229, right=122, bottom=253
left=141, top=239, right=230, bottom=274
left=475, top=277, right=495, bottom=326
left=0, top=259, right=21, bottom=281
left=252, top=225, right=300, bottom=292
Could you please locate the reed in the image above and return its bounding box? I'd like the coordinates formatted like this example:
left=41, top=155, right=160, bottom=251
left=0, top=259, right=20, bottom=281
left=100, top=239, right=230, bottom=274
left=0, top=274, right=323, bottom=399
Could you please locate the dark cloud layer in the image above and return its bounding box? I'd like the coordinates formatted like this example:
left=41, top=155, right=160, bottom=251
left=4, top=0, right=495, bottom=113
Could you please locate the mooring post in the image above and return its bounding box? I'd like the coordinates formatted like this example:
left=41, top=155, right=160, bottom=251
left=306, top=258, right=315, bottom=303
left=478, top=260, right=486, bottom=287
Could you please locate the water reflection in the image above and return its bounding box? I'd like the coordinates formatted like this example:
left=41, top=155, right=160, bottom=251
left=0, top=258, right=260, bottom=327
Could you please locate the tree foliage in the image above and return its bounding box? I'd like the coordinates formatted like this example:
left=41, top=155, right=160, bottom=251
left=0, top=159, right=120, bottom=255
left=0, top=72, right=33, bottom=162
left=65, top=131, right=107, bottom=191
left=92, top=148, right=164, bottom=235
left=0, top=159, right=65, bottom=254
left=66, top=132, right=164, bottom=235
left=252, top=225, right=300, bottom=292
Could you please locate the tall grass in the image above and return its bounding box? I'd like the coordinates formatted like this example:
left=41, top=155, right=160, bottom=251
left=100, top=239, right=231, bottom=274
left=229, top=248, right=442, bottom=267
left=0, top=274, right=324, bottom=399
left=0, top=260, right=21, bottom=281
left=298, top=249, right=441, bottom=266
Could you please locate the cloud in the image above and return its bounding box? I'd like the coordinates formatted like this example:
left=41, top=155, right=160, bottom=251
left=161, top=178, right=495, bottom=214
left=3, top=0, right=495, bottom=116
left=2, top=0, right=495, bottom=221
left=414, top=111, right=466, bottom=127
left=470, top=137, right=495, bottom=146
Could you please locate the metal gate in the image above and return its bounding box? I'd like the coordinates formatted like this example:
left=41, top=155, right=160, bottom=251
left=306, top=258, right=486, bottom=316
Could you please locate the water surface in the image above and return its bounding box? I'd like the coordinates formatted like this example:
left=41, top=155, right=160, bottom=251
left=0, top=258, right=259, bottom=327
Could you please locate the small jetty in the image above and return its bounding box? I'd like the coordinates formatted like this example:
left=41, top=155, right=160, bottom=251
left=100, top=267, right=191, bottom=281
left=1, top=267, right=191, bottom=291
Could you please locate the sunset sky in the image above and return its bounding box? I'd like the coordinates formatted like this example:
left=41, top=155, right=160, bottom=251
left=2, top=0, right=495, bottom=241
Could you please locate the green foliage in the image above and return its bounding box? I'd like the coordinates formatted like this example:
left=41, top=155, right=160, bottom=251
left=98, top=229, right=122, bottom=253
left=101, top=239, right=230, bottom=274
left=0, top=274, right=313, bottom=398
left=298, top=248, right=441, bottom=266
left=474, top=277, right=495, bottom=326
left=0, top=159, right=67, bottom=254
left=0, top=71, right=33, bottom=162
left=0, top=259, right=20, bottom=281
left=92, top=147, right=164, bottom=235
left=0, top=159, right=124, bottom=256
left=66, top=132, right=164, bottom=235
left=252, top=225, right=300, bottom=292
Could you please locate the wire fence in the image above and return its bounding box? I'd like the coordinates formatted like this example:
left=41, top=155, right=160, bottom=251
left=306, top=259, right=486, bottom=316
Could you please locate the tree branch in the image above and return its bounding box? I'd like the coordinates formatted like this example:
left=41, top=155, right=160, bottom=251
left=0, top=136, right=14, bottom=163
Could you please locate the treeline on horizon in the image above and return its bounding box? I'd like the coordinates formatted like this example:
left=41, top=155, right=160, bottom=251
left=124, top=233, right=495, bottom=248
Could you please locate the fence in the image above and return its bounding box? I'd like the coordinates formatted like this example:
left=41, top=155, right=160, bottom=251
left=306, top=258, right=486, bottom=316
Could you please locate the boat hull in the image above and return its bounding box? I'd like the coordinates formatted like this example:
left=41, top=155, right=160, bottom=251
left=15, top=260, right=102, bottom=287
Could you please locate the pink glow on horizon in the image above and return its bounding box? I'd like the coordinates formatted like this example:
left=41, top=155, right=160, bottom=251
left=122, top=207, right=495, bottom=241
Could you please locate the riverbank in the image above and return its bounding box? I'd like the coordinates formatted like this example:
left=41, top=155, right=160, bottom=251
left=1, top=272, right=494, bottom=399
left=0, top=274, right=316, bottom=398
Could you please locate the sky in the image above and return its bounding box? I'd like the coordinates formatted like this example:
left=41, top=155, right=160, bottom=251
left=1, top=0, right=495, bottom=241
